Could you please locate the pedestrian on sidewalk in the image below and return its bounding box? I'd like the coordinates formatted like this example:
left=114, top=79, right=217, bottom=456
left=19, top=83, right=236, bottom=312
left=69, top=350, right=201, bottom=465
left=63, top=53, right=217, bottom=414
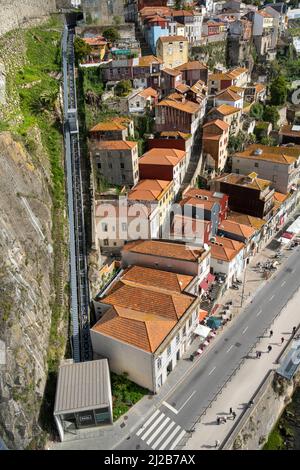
left=217, top=417, right=221, bottom=425
left=256, top=350, right=260, bottom=358
left=281, top=337, right=285, bottom=344
left=232, top=411, right=236, bottom=419
left=229, top=407, right=233, bottom=415
left=249, top=399, right=254, bottom=407
left=215, top=439, right=220, bottom=448
left=292, top=326, right=297, bottom=336
left=268, top=345, right=272, bottom=353
left=269, top=330, right=273, bottom=338
left=258, top=351, right=262, bottom=358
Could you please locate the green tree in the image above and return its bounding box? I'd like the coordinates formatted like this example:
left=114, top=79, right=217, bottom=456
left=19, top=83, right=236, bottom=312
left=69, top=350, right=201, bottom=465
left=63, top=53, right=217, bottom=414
left=228, top=131, right=256, bottom=153
left=102, top=27, right=120, bottom=43
left=115, top=80, right=132, bottom=97
left=260, top=136, right=276, bottom=146
left=270, top=75, right=288, bottom=105
left=74, top=36, right=91, bottom=63
left=250, top=102, right=264, bottom=120
left=263, top=105, right=280, bottom=128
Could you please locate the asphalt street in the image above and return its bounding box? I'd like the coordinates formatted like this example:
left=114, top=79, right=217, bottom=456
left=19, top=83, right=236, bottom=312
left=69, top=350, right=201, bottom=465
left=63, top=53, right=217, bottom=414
left=116, top=246, right=300, bottom=451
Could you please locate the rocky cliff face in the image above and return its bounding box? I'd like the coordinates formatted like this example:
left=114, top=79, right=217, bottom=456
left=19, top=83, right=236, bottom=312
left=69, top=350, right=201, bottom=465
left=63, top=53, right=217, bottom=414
left=0, top=131, right=54, bottom=448
left=0, top=0, right=57, bottom=38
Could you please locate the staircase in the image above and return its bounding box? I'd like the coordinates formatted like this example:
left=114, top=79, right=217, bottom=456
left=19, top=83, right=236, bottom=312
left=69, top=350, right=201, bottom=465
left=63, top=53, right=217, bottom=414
left=135, top=24, right=152, bottom=56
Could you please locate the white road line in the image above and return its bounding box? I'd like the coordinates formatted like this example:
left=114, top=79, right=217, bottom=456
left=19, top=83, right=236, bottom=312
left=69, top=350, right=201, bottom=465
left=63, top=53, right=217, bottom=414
left=159, top=425, right=181, bottom=450
left=136, top=409, right=160, bottom=436
left=151, top=422, right=176, bottom=450
left=269, top=295, right=275, bottom=301
left=162, top=401, right=178, bottom=415
left=226, top=345, right=234, bottom=354
left=140, top=413, right=165, bottom=441
left=281, top=280, right=286, bottom=287
left=146, top=417, right=171, bottom=446
left=208, top=366, right=216, bottom=376
left=256, top=310, right=262, bottom=317
left=242, top=326, right=248, bottom=335
left=178, top=390, right=196, bottom=413
left=169, top=430, right=186, bottom=450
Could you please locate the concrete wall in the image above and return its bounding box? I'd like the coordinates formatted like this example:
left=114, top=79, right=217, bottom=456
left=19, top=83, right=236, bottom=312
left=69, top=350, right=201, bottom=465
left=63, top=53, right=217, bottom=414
left=0, top=0, right=57, bottom=37
left=224, top=371, right=300, bottom=450
left=90, top=330, right=154, bottom=391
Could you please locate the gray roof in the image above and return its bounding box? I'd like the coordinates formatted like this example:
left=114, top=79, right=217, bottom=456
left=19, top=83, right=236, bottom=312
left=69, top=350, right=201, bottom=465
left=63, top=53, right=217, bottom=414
left=54, top=359, right=111, bottom=415
left=276, top=338, right=300, bottom=381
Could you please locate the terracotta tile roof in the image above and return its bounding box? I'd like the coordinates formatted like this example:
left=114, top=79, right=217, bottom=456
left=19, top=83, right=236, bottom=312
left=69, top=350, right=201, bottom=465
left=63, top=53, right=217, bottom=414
left=147, top=15, right=168, bottom=23
left=157, top=98, right=200, bottom=114
left=227, top=211, right=266, bottom=230
left=228, top=67, right=248, bottom=78
left=160, top=131, right=191, bottom=139
left=213, top=104, right=242, bottom=116
left=83, top=36, right=107, bottom=46
left=175, top=83, right=190, bottom=93
left=138, top=87, right=158, bottom=99
left=257, top=9, right=273, bottom=18
left=217, top=172, right=272, bottom=191
left=254, top=83, right=266, bottom=93
left=90, top=117, right=132, bottom=133
left=184, top=187, right=226, bottom=203
left=123, top=239, right=206, bottom=261
left=140, top=6, right=171, bottom=17
left=139, top=148, right=186, bottom=166
left=279, top=125, right=300, bottom=138
left=172, top=10, right=194, bottom=17
left=234, top=144, right=299, bottom=164
left=167, top=92, right=185, bottom=101
left=162, top=67, right=182, bottom=77
left=203, top=119, right=230, bottom=132
left=158, top=35, right=188, bottom=43
left=121, top=265, right=193, bottom=294
left=91, top=140, right=137, bottom=151
left=218, top=219, right=256, bottom=239
left=274, top=192, right=289, bottom=203
left=137, top=55, right=163, bottom=66
left=229, top=85, right=245, bottom=94
left=92, top=305, right=176, bottom=353
left=128, top=179, right=172, bottom=201
left=216, top=88, right=242, bottom=102
left=175, top=61, right=208, bottom=71
left=102, top=282, right=194, bottom=322
left=209, top=235, right=244, bottom=261
left=209, top=72, right=233, bottom=81
left=179, top=196, right=215, bottom=211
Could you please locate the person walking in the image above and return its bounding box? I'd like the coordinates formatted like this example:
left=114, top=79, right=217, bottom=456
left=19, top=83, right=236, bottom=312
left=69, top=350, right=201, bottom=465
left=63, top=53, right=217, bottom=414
left=229, top=407, right=233, bottom=415
left=292, top=326, right=297, bottom=336
left=249, top=399, right=254, bottom=407
left=256, top=350, right=260, bottom=358
left=215, top=439, right=220, bottom=448
left=232, top=411, right=236, bottom=419
left=217, top=417, right=221, bottom=425
left=269, top=330, right=273, bottom=338
left=258, top=351, right=262, bottom=358
left=268, top=345, right=272, bottom=353
left=281, top=337, right=285, bottom=344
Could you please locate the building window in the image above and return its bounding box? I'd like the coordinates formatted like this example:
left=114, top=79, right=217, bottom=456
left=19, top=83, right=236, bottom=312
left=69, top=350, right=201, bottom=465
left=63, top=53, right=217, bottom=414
left=167, top=345, right=171, bottom=356
left=122, top=174, right=125, bottom=181
left=109, top=163, right=112, bottom=169
left=157, top=357, right=162, bottom=369
left=188, top=317, right=192, bottom=328
left=97, top=162, right=101, bottom=169
left=136, top=101, right=140, bottom=107
left=122, top=222, right=127, bottom=231
left=120, top=163, right=125, bottom=169
left=103, top=239, right=109, bottom=246
left=102, top=223, right=108, bottom=232
left=254, top=162, right=259, bottom=168
left=183, top=325, right=186, bottom=336
left=176, top=333, right=180, bottom=345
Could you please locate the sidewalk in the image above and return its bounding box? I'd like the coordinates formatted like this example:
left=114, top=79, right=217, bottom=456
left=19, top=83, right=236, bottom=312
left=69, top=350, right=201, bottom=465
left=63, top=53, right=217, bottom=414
left=183, top=285, right=300, bottom=450
left=50, top=235, right=296, bottom=450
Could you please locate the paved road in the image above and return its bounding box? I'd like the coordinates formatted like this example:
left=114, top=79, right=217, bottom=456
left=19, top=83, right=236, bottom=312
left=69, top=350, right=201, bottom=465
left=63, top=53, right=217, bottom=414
left=116, top=246, right=300, bottom=451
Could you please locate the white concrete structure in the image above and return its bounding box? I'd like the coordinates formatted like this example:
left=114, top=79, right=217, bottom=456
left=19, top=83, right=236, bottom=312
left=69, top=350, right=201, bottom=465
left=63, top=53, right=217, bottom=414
left=209, top=236, right=245, bottom=287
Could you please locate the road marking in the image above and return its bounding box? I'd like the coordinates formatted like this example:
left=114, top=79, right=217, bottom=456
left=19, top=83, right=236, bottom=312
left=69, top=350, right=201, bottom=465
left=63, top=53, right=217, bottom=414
left=178, top=390, right=196, bottom=413
left=208, top=366, right=216, bottom=376
left=136, top=409, right=160, bottom=436
left=226, top=345, right=234, bottom=353
left=281, top=280, right=286, bottom=287
left=152, top=422, right=176, bottom=450
left=169, top=430, right=186, bottom=450
left=140, top=414, right=165, bottom=441
left=242, top=326, right=248, bottom=335
left=146, top=417, right=171, bottom=446
left=162, top=401, right=178, bottom=415
left=159, top=425, right=181, bottom=450
left=256, top=310, right=262, bottom=317
left=269, top=295, right=275, bottom=301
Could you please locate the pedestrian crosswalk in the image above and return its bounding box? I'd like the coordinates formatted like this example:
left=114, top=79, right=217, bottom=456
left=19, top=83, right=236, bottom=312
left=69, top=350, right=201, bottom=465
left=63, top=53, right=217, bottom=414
left=136, top=410, right=186, bottom=450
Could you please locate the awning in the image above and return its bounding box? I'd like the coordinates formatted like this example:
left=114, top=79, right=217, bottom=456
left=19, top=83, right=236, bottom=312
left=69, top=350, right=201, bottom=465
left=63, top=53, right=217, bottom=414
left=199, top=309, right=208, bottom=322
left=194, top=324, right=211, bottom=338
left=207, top=316, right=222, bottom=329
left=282, top=232, right=294, bottom=239
left=199, top=280, right=209, bottom=291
